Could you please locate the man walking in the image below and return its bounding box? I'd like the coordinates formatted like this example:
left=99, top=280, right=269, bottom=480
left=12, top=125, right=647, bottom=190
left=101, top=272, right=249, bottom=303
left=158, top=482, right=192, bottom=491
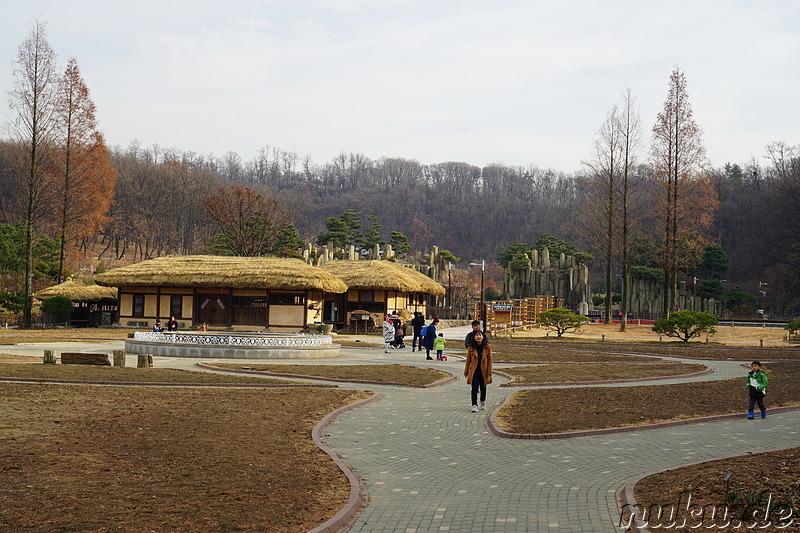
left=411, top=312, right=425, bottom=352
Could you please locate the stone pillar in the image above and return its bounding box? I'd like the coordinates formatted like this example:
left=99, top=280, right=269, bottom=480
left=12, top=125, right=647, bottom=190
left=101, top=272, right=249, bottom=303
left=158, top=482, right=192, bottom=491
left=43, top=350, right=56, bottom=364
left=113, top=350, right=126, bottom=367
left=137, top=354, right=153, bottom=368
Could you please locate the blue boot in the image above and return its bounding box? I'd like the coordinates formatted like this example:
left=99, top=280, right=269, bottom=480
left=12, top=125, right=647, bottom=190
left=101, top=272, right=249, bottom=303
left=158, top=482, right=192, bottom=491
left=761, top=410, right=767, bottom=419
left=747, top=410, right=754, bottom=419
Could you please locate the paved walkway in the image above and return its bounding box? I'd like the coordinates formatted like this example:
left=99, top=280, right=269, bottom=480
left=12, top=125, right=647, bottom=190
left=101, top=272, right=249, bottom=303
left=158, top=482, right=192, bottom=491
left=4, top=330, right=798, bottom=532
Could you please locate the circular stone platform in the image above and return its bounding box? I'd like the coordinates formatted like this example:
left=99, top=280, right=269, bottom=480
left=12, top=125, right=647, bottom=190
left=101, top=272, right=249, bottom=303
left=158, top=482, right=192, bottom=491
left=125, top=331, right=340, bottom=359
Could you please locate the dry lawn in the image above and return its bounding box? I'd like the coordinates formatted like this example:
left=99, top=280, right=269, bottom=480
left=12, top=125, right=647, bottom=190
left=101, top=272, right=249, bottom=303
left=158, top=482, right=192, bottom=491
left=633, top=448, right=800, bottom=531
left=2, top=327, right=798, bottom=531
left=509, top=323, right=792, bottom=347
left=0, top=327, right=138, bottom=345
left=0, top=381, right=370, bottom=532
left=497, top=361, right=800, bottom=435
left=0, top=363, right=302, bottom=385
left=209, top=363, right=451, bottom=386
left=502, top=362, right=708, bottom=385
left=492, top=337, right=800, bottom=361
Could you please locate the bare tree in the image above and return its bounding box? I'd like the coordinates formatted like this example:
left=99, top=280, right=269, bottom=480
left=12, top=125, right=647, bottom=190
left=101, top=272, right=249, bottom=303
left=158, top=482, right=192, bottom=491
left=7, top=19, right=59, bottom=326
left=617, top=89, right=643, bottom=330
left=582, top=105, right=623, bottom=323
left=201, top=186, right=291, bottom=256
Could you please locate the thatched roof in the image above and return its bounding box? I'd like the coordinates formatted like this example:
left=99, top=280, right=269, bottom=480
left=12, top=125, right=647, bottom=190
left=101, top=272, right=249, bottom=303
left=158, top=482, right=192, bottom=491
left=36, top=279, right=118, bottom=302
left=94, top=256, right=348, bottom=293
left=321, top=260, right=445, bottom=296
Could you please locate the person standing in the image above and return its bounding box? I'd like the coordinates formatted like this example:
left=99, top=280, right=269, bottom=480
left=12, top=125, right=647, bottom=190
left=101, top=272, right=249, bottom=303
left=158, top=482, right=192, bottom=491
left=746, top=361, right=768, bottom=419
left=464, top=331, right=493, bottom=412
left=464, top=319, right=489, bottom=348
left=410, top=312, right=425, bottom=352
left=434, top=333, right=446, bottom=361
left=422, top=317, right=439, bottom=360
left=382, top=315, right=395, bottom=354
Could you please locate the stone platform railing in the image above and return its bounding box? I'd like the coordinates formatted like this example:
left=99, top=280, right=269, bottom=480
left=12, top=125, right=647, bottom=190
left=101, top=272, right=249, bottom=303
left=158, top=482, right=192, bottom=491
left=133, top=331, right=332, bottom=347
left=127, top=331, right=339, bottom=359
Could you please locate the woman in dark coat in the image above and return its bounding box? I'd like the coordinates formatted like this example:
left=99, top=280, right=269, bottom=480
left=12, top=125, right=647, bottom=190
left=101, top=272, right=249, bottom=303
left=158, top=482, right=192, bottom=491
left=464, top=331, right=493, bottom=412
left=422, top=317, right=439, bottom=360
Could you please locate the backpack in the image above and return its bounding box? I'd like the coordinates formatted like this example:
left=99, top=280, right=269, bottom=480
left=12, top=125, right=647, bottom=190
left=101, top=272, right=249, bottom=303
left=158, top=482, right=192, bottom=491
left=420, top=325, right=429, bottom=337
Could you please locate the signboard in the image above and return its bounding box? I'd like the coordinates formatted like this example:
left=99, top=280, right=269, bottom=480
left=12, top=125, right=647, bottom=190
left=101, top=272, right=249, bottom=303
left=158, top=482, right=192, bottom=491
left=492, top=304, right=513, bottom=312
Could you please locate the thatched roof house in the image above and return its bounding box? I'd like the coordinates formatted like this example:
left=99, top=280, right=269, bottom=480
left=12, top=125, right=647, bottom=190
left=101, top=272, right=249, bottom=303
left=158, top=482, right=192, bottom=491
left=95, top=255, right=347, bottom=292
left=321, top=260, right=444, bottom=296
left=94, top=256, right=348, bottom=330
left=320, top=260, right=444, bottom=327
left=35, top=278, right=119, bottom=327
left=36, top=279, right=118, bottom=303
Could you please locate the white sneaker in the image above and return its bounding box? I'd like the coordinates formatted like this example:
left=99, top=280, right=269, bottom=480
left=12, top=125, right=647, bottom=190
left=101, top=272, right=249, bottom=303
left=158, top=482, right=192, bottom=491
left=471, top=405, right=478, bottom=412
left=479, top=401, right=486, bottom=410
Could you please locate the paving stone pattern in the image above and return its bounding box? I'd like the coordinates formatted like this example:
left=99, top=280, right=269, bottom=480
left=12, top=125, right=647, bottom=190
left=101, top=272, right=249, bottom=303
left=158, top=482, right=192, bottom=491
left=326, top=339, right=799, bottom=532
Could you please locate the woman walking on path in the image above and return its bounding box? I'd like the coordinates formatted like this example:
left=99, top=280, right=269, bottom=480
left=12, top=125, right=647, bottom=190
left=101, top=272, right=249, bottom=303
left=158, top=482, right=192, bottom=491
left=421, top=317, right=439, bottom=360
left=382, top=316, right=395, bottom=354
left=464, top=331, right=492, bottom=412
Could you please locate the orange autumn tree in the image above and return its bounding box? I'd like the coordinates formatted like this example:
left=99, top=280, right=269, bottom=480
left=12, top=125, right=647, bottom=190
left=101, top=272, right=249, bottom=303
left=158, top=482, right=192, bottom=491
left=651, top=68, right=718, bottom=315
left=51, top=58, right=115, bottom=281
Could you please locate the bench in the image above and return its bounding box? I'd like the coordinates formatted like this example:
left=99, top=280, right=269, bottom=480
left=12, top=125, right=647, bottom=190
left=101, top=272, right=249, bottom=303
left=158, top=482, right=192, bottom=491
left=60, top=352, right=111, bottom=366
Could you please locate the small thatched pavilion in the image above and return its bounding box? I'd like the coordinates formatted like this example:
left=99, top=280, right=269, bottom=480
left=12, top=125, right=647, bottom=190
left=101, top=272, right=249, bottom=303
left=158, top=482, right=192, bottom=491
left=94, top=256, right=348, bottom=331
left=320, top=260, right=445, bottom=329
left=35, top=278, right=119, bottom=326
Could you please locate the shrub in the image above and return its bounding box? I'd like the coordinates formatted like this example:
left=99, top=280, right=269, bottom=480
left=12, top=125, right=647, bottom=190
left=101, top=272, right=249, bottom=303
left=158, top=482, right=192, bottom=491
left=41, top=296, right=73, bottom=315
left=652, top=310, right=718, bottom=343
left=538, top=307, right=588, bottom=338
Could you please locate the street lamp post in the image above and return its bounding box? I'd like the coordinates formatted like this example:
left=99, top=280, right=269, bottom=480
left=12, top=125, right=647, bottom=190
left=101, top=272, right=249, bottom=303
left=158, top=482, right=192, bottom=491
left=447, top=262, right=453, bottom=319
left=469, top=260, right=485, bottom=328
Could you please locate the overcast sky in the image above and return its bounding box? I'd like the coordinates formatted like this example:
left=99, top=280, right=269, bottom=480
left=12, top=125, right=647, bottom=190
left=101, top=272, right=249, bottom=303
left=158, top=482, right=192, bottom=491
left=2, top=0, right=798, bottom=172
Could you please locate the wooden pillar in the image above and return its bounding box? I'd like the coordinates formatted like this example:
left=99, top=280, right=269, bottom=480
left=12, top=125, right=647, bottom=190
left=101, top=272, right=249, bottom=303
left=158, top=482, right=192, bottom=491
left=113, top=350, right=126, bottom=367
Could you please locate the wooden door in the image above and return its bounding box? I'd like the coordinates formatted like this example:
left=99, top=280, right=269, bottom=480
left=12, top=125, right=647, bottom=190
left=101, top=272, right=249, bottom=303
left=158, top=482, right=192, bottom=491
left=195, top=294, right=231, bottom=326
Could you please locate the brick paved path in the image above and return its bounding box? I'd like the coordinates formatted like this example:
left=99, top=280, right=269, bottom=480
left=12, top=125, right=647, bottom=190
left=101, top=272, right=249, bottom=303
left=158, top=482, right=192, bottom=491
left=324, top=338, right=799, bottom=532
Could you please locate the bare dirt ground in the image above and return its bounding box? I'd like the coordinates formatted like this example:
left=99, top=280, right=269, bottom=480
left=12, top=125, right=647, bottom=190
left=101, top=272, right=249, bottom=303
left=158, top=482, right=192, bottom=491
left=497, top=361, right=800, bottom=434
left=509, top=322, right=791, bottom=347
left=209, top=363, right=450, bottom=386
left=0, top=380, right=369, bottom=532
left=1, top=327, right=798, bottom=531
left=633, top=448, right=800, bottom=532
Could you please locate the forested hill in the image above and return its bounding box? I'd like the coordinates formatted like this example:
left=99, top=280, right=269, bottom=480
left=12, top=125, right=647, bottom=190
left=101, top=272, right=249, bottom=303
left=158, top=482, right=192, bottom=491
left=1, top=140, right=799, bottom=313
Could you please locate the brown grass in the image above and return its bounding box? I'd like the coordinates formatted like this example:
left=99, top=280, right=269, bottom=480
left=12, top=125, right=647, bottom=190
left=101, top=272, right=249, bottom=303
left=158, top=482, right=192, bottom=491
left=633, top=448, right=800, bottom=532
left=497, top=361, right=800, bottom=435
left=491, top=337, right=800, bottom=360
left=502, top=362, right=708, bottom=385
left=0, top=362, right=296, bottom=385
left=2, top=327, right=798, bottom=531
left=0, top=382, right=370, bottom=532
left=209, top=362, right=451, bottom=386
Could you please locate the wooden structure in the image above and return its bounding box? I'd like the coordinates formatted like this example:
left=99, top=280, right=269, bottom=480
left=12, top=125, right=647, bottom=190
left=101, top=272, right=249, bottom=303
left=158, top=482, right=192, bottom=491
left=320, top=260, right=445, bottom=330
left=94, top=255, right=348, bottom=332
left=478, top=296, right=563, bottom=336
left=35, top=279, right=119, bottom=327
left=60, top=352, right=111, bottom=365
